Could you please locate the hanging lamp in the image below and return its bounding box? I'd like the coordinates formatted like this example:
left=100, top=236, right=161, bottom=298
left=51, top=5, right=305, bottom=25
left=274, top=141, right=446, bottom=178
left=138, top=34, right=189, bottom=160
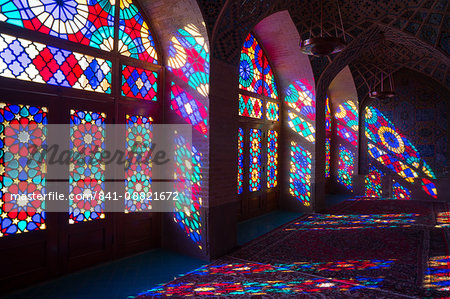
left=300, top=0, right=347, bottom=56
left=368, top=37, right=396, bottom=101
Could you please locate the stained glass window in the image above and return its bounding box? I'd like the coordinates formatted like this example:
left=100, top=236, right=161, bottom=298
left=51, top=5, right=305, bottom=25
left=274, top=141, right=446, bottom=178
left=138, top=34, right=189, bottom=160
left=174, top=134, right=202, bottom=249
left=239, top=94, right=262, bottom=119
left=168, top=24, right=210, bottom=97
left=325, top=97, right=331, bottom=132
left=392, top=181, right=410, bottom=200
left=171, top=83, right=208, bottom=136
left=125, top=114, right=153, bottom=213
left=365, top=165, right=383, bottom=198
left=266, top=102, right=279, bottom=121
left=239, top=33, right=277, bottom=99
left=122, top=65, right=158, bottom=101
left=288, top=111, right=315, bottom=143
left=325, top=138, right=331, bottom=178
left=267, top=130, right=278, bottom=188
left=0, top=103, right=47, bottom=237
left=249, top=129, right=262, bottom=192
left=237, top=128, right=244, bottom=194
left=0, top=0, right=115, bottom=50
left=337, top=145, right=354, bottom=191
left=118, top=0, right=158, bottom=63
left=0, top=33, right=112, bottom=93
left=289, top=141, right=312, bottom=206
left=285, top=80, right=315, bottom=121
left=69, top=109, right=106, bottom=224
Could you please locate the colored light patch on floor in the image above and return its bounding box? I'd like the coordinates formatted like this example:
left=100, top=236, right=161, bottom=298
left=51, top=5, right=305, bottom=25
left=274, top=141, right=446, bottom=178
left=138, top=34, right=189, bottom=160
left=435, top=212, right=450, bottom=228
left=284, top=213, right=419, bottom=231
left=423, top=256, right=450, bottom=292
left=289, top=259, right=395, bottom=273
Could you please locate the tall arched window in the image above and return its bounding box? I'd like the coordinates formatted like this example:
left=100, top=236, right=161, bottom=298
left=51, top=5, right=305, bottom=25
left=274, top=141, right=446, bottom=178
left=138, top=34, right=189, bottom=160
left=237, top=32, right=279, bottom=218
left=325, top=96, right=331, bottom=178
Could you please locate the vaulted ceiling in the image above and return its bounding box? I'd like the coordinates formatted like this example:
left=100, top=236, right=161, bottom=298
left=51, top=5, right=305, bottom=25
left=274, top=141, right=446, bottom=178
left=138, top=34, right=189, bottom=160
left=196, top=0, right=449, bottom=97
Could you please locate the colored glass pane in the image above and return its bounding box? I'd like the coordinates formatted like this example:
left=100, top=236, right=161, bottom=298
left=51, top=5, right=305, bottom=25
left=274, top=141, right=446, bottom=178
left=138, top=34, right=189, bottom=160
left=0, top=103, right=47, bottom=237
left=249, top=129, right=261, bottom=192
left=168, top=24, right=209, bottom=97
left=267, top=130, right=278, bottom=188
left=0, top=0, right=115, bottom=50
left=325, top=138, right=331, bottom=178
left=174, top=134, right=202, bottom=249
left=239, top=94, right=262, bottom=119
left=337, top=145, right=354, bottom=191
left=285, top=80, right=315, bottom=121
left=121, top=65, right=157, bottom=101
left=0, top=33, right=112, bottom=93
left=325, top=96, right=331, bottom=133
left=170, top=83, right=208, bottom=136
left=125, top=114, right=153, bottom=213
left=266, top=102, right=279, bottom=121
left=69, top=109, right=106, bottom=223
left=365, top=165, right=383, bottom=197
left=289, top=141, right=312, bottom=206
left=118, top=0, right=158, bottom=63
left=237, top=128, right=244, bottom=194
left=239, top=33, right=277, bottom=99
left=288, top=111, right=315, bottom=143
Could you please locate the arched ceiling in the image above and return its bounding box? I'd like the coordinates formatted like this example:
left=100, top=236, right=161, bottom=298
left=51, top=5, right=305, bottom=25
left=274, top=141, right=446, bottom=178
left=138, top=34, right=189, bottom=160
left=196, top=0, right=449, bottom=95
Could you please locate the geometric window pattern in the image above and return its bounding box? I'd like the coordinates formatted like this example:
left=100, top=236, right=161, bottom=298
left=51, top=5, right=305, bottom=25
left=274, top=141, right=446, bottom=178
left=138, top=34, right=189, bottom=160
left=239, top=33, right=277, bottom=99
left=337, top=145, right=354, bottom=191
left=237, top=128, right=244, bottom=194
left=0, top=103, right=47, bottom=237
left=170, top=83, right=208, bottom=136
left=168, top=24, right=210, bottom=97
left=266, top=102, right=279, bottom=121
left=69, top=110, right=106, bottom=224
left=285, top=80, right=315, bottom=121
left=118, top=0, right=158, bottom=63
left=0, top=34, right=112, bottom=93
left=174, top=134, right=202, bottom=249
left=365, top=165, right=383, bottom=198
left=368, top=143, right=418, bottom=183
left=121, top=65, right=158, bottom=101
left=0, top=0, right=116, bottom=50
left=249, top=129, right=262, bottom=192
left=325, top=138, right=331, bottom=178
left=392, top=181, right=411, bottom=200
left=325, top=97, right=331, bottom=133
left=239, top=94, right=262, bottom=119
left=289, top=141, right=312, bottom=206
left=125, top=114, right=153, bottom=213
left=288, top=111, right=315, bottom=143
left=421, top=178, right=437, bottom=199
left=267, top=130, right=278, bottom=188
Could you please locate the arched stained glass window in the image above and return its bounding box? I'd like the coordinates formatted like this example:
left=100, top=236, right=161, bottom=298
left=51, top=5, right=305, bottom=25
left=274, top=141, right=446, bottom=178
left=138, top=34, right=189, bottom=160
left=0, top=0, right=162, bottom=232
left=325, top=97, right=331, bottom=178
left=237, top=32, right=279, bottom=196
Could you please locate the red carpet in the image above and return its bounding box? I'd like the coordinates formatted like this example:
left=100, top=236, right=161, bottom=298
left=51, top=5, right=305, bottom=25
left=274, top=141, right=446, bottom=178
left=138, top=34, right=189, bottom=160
left=134, top=199, right=450, bottom=298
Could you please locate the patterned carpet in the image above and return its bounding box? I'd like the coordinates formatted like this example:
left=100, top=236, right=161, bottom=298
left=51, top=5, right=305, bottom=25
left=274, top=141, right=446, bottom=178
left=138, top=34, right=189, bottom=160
left=132, top=198, right=450, bottom=298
